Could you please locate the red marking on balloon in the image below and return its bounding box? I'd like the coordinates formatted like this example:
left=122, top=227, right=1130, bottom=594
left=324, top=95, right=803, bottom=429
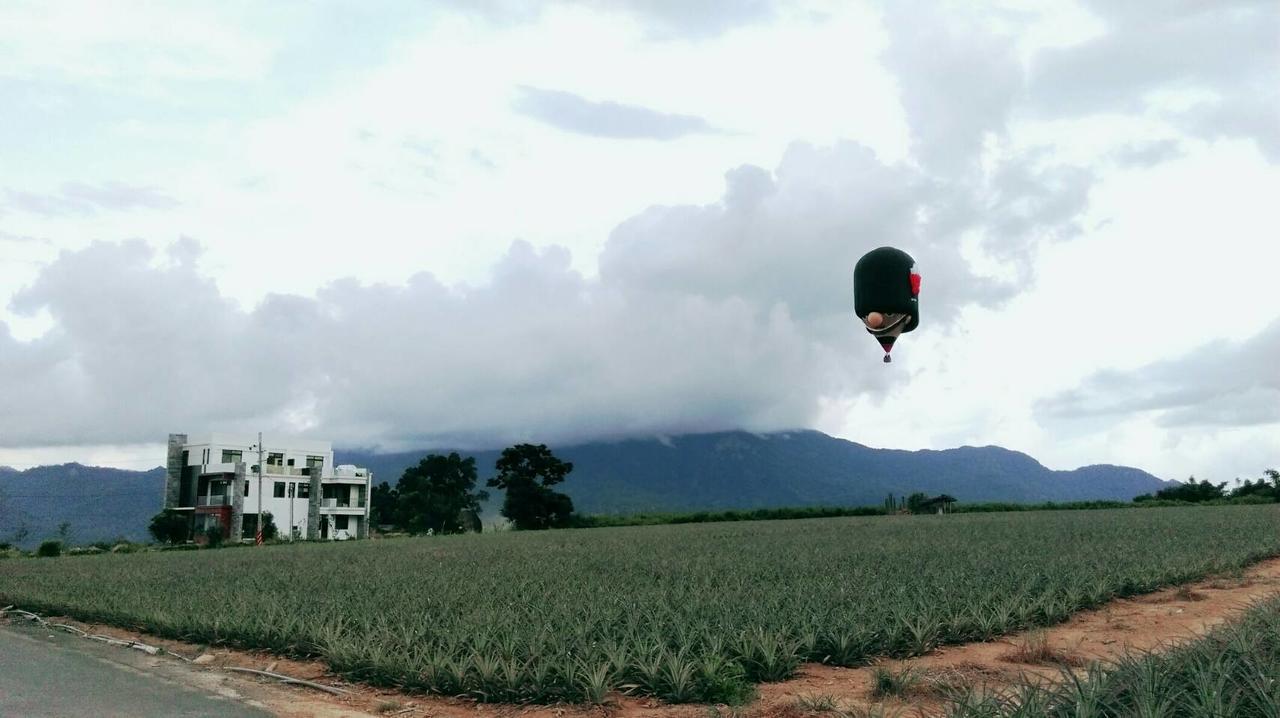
left=910, top=272, right=921, bottom=295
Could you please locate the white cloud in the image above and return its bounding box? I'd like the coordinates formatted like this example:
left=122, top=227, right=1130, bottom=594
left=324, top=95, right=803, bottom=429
left=1027, top=0, right=1279, bottom=159
left=1, top=0, right=1277, bottom=484
left=512, top=86, right=723, bottom=139
left=0, top=121, right=1099, bottom=454
left=0, top=1, right=274, bottom=87
left=5, top=182, right=179, bottom=217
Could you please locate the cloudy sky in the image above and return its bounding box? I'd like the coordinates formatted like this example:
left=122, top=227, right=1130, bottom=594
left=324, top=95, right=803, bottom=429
left=1, top=0, right=1277, bottom=484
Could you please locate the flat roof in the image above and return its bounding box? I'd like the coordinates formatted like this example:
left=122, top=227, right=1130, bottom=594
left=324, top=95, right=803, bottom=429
left=181, top=433, right=333, bottom=453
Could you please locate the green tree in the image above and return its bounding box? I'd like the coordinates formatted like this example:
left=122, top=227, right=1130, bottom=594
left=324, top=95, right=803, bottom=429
left=260, top=511, right=279, bottom=541
left=243, top=511, right=279, bottom=541
left=369, top=481, right=399, bottom=529
left=396, top=453, right=489, bottom=535
left=1136, top=476, right=1227, bottom=503
left=487, top=444, right=575, bottom=530
left=1231, top=469, right=1280, bottom=501
left=148, top=509, right=189, bottom=544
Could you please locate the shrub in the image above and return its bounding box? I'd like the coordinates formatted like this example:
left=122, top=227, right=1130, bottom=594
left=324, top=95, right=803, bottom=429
left=149, top=509, right=189, bottom=545
left=258, top=511, right=279, bottom=541
left=37, top=540, right=62, bottom=557
left=242, top=512, right=279, bottom=542
left=91, top=538, right=127, bottom=551
left=203, top=527, right=225, bottom=549
left=67, top=547, right=105, bottom=557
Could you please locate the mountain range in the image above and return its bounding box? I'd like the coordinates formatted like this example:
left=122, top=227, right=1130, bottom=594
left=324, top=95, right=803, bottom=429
left=0, top=463, right=164, bottom=549
left=339, top=429, right=1170, bottom=514
left=1, top=430, right=1171, bottom=548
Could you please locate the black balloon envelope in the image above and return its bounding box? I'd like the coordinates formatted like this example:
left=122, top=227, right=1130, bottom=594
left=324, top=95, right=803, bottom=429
left=853, top=246, right=920, bottom=363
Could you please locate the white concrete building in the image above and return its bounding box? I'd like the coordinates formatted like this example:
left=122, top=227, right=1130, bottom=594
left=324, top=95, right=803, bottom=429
left=163, top=433, right=372, bottom=542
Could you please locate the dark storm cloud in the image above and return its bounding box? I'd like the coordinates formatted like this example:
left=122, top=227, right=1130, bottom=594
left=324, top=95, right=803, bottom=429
left=5, top=182, right=179, bottom=217
left=513, top=86, right=721, bottom=140
left=1036, top=318, right=1280, bottom=428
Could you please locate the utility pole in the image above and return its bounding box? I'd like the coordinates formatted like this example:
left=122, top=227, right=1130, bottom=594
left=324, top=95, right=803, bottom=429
left=288, top=480, right=295, bottom=541
left=256, top=431, right=264, bottom=545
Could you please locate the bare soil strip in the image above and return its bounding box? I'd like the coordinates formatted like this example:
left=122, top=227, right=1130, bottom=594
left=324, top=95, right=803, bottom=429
left=6, top=557, right=1279, bottom=718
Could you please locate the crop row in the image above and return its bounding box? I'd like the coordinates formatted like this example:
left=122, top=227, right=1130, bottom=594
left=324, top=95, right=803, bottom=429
left=945, top=594, right=1280, bottom=717
left=2, top=506, right=1278, bottom=703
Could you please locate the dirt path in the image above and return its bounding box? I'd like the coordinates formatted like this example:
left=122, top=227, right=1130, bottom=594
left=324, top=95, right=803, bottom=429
left=753, top=557, right=1280, bottom=717
left=7, top=558, right=1280, bottom=718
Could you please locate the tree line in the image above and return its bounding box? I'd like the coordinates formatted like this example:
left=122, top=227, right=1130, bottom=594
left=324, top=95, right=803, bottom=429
left=1135, top=469, right=1280, bottom=504
left=371, top=443, right=575, bottom=534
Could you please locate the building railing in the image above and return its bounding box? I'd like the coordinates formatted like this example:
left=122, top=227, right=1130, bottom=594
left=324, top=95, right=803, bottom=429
left=196, top=495, right=232, bottom=507
left=261, top=465, right=309, bottom=477
left=199, top=462, right=239, bottom=476
left=321, top=498, right=366, bottom=509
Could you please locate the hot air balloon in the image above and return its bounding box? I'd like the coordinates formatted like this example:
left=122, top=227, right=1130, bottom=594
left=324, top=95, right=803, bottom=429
left=853, top=247, right=920, bottom=363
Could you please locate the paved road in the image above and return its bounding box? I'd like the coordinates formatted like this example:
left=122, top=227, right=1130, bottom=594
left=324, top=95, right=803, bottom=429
left=0, top=621, right=273, bottom=717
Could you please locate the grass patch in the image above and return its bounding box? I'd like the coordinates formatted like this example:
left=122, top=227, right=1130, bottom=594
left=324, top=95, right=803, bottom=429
left=999, top=631, right=1082, bottom=667
left=871, top=665, right=925, bottom=698
left=794, top=693, right=840, bottom=712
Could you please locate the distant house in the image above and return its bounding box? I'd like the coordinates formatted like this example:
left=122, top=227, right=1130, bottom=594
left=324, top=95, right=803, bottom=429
left=163, top=433, right=373, bottom=542
left=919, top=494, right=957, bottom=514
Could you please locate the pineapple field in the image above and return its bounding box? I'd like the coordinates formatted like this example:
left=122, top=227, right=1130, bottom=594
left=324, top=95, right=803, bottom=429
left=2, top=506, right=1278, bottom=704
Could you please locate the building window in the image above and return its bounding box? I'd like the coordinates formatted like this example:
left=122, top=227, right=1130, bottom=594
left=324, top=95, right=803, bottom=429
left=244, top=481, right=250, bottom=496
left=335, top=515, right=349, bottom=530
left=273, top=481, right=286, bottom=498
left=222, top=449, right=242, bottom=463
left=267, top=452, right=283, bottom=466
left=297, top=483, right=310, bottom=498
left=287, top=458, right=295, bottom=467
left=306, top=455, right=323, bottom=468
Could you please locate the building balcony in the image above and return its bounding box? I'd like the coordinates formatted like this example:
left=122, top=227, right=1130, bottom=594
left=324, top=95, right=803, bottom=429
left=321, top=506, right=366, bottom=515
left=324, top=475, right=370, bottom=484
left=320, top=498, right=366, bottom=511
left=199, top=462, right=240, bottom=476
left=261, top=465, right=310, bottom=477
left=196, top=495, right=233, bottom=507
